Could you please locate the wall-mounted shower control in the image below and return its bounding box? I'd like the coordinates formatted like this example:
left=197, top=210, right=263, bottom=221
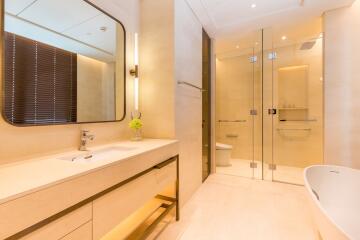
left=250, top=162, right=258, bottom=169
left=250, top=109, right=258, bottom=115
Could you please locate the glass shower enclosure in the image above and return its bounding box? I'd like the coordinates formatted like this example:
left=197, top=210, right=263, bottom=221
left=215, top=23, right=324, bottom=185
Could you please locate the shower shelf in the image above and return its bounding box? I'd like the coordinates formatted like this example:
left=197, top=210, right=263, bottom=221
left=277, top=128, right=312, bottom=131
left=278, top=107, right=308, bottom=110
left=218, top=120, right=247, bottom=123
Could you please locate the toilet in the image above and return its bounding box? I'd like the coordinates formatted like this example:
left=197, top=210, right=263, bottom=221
left=216, top=143, right=233, bottom=167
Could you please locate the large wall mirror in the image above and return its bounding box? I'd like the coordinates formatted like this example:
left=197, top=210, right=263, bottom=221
left=2, top=0, right=126, bottom=126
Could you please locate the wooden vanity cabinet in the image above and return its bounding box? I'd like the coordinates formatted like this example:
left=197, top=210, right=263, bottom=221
left=2, top=155, right=179, bottom=240
left=93, top=161, right=177, bottom=239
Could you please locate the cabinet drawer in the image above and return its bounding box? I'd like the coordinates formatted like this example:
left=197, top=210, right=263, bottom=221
left=154, top=161, right=177, bottom=186
left=93, top=161, right=176, bottom=240
left=21, top=204, right=92, bottom=240
left=60, top=221, right=92, bottom=240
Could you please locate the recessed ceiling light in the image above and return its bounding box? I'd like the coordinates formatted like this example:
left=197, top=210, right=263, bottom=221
left=236, top=45, right=240, bottom=49
left=255, top=42, right=259, bottom=45
left=251, top=3, right=257, bottom=8
left=281, top=36, right=287, bottom=40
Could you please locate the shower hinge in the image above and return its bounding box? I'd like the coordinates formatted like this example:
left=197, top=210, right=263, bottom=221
left=250, top=109, right=258, bottom=116
left=268, top=52, right=277, bottom=60
left=249, top=56, right=257, bottom=63
left=269, top=164, right=277, bottom=171
left=250, top=162, right=258, bottom=169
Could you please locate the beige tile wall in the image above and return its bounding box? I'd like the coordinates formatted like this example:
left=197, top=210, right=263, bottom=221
left=139, top=0, right=176, bottom=139
left=140, top=0, right=203, bottom=206
left=324, top=0, right=360, bottom=169
left=174, top=0, right=203, bottom=205
left=77, top=55, right=115, bottom=122
left=0, top=0, right=139, bottom=165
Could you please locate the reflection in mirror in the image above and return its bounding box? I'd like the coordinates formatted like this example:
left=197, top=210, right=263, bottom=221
left=3, top=0, right=126, bottom=125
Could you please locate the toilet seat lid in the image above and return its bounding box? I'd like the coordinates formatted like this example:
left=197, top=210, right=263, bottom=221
left=216, top=143, right=233, bottom=150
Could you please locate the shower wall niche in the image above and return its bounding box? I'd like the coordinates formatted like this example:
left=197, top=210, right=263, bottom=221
left=278, top=65, right=309, bottom=121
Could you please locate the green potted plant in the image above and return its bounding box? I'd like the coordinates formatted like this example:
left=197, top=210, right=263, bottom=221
left=129, top=118, right=143, bottom=141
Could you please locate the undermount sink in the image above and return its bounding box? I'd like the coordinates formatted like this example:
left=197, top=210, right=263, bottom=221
left=58, top=146, right=137, bottom=163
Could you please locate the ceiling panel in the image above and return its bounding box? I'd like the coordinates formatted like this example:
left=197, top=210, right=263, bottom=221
left=64, top=14, right=117, bottom=55
left=5, top=0, right=36, bottom=15
left=4, top=0, right=119, bottom=62
left=215, top=17, right=323, bottom=54
left=18, top=0, right=99, bottom=32
left=187, top=0, right=355, bottom=38
left=5, top=14, right=115, bottom=62
left=203, top=0, right=301, bottom=28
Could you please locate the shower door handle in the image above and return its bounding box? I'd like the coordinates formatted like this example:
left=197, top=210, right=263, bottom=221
left=268, top=109, right=277, bottom=115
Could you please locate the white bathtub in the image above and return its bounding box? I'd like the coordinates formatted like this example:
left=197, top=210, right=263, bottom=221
left=304, top=165, right=360, bottom=240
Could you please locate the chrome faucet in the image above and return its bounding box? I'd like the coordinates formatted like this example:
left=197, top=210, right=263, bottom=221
left=80, top=130, right=95, bottom=151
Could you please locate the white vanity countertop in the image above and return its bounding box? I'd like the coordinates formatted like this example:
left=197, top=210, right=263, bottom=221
left=0, top=139, right=178, bottom=204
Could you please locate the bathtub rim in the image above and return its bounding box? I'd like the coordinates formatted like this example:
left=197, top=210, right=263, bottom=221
left=304, top=165, right=357, bottom=240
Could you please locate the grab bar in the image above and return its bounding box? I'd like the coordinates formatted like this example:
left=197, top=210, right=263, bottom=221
left=177, top=81, right=206, bottom=92
left=279, top=119, right=317, bottom=122
left=277, top=128, right=311, bottom=131
left=218, top=120, right=247, bottom=123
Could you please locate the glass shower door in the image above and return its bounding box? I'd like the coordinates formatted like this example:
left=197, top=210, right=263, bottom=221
left=263, top=29, right=324, bottom=185
left=215, top=45, right=261, bottom=179
left=262, top=28, right=275, bottom=182
left=251, top=41, right=263, bottom=180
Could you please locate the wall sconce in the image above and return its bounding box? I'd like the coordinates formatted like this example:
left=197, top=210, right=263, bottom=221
left=130, top=33, right=140, bottom=116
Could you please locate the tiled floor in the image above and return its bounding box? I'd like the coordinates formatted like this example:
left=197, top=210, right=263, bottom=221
left=216, top=159, right=304, bottom=185
left=156, top=174, right=319, bottom=240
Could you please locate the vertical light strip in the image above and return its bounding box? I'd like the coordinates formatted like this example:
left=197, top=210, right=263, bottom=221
left=134, top=33, right=139, bottom=111
left=134, top=78, right=139, bottom=111
left=134, top=33, right=139, bottom=66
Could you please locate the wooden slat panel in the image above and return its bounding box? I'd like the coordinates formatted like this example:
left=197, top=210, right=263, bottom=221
left=4, top=32, right=77, bottom=125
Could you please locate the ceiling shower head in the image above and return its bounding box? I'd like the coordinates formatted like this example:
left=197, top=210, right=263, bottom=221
left=300, top=41, right=316, bottom=50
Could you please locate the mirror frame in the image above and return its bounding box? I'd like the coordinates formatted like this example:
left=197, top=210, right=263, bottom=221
left=0, top=0, right=127, bottom=127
